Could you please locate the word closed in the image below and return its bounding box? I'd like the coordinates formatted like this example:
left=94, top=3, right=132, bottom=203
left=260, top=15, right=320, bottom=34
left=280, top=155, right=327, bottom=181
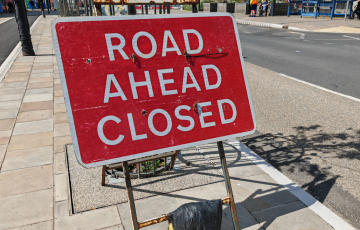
left=53, top=14, right=255, bottom=167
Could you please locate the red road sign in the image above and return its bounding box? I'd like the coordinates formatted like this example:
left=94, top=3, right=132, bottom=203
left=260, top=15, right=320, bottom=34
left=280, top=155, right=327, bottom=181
left=52, top=13, right=256, bottom=168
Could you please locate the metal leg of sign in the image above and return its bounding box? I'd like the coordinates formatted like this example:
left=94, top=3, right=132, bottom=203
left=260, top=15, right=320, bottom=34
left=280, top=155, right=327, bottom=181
left=123, top=161, right=139, bottom=230
left=152, top=160, right=156, bottom=176
left=154, top=5, right=156, bottom=14
left=217, top=141, right=241, bottom=230
left=101, top=165, right=106, bottom=186
left=192, top=3, right=198, bottom=13
left=138, top=163, right=141, bottom=179
left=167, top=5, right=170, bottom=14
left=169, top=150, right=179, bottom=169
left=145, top=5, right=148, bottom=14
left=95, top=4, right=102, bottom=16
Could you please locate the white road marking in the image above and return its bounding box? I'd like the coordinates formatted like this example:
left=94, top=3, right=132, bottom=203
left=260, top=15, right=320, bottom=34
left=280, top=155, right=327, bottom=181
left=310, top=38, right=353, bottom=41
left=277, top=73, right=360, bottom=103
left=227, top=139, right=356, bottom=230
left=344, top=44, right=360, bottom=49
left=0, top=17, right=13, bottom=25
left=324, top=42, right=332, bottom=44
left=343, top=35, right=360, bottom=40
left=300, top=33, right=305, bottom=39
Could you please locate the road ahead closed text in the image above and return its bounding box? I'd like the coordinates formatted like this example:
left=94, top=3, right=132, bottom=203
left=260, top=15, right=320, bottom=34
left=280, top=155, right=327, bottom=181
left=53, top=15, right=255, bottom=167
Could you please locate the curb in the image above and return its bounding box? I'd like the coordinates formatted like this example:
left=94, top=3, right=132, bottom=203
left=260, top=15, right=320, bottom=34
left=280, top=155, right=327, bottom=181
left=236, top=19, right=310, bottom=32
left=227, top=138, right=356, bottom=230
left=0, top=17, right=13, bottom=25
left=0, top=15, right=41, bottom=83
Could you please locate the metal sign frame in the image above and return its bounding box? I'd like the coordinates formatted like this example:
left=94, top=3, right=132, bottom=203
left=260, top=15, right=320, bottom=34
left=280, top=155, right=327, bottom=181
left=52, top=13, right=250, bottom=230
left=120, top=141, right=240, bottom=230
left=52, top=13, right=256, bottom=168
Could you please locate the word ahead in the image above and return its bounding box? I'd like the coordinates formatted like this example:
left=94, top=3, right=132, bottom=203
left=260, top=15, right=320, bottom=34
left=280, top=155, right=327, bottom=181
left=52, top=14, right=255, bottom=168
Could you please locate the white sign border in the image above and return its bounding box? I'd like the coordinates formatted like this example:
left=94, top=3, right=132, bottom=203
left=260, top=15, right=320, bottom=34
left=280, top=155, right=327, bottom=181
left=52, top=13, right=256, bottom=168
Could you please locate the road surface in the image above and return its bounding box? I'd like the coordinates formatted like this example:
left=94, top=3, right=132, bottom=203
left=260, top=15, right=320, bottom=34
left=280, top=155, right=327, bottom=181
left=238, top=24, right=360, bottom=229
left=0, top=14, right=40, bottom=66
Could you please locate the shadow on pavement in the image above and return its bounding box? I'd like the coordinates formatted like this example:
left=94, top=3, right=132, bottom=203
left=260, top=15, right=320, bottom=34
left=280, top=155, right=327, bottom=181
left=239, top=126, right=360, bottom=229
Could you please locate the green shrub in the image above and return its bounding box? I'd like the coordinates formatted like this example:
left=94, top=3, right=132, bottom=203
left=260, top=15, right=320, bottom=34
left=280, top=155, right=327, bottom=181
left=183, top=4, right=192, bottom=11
left=200, top=0, right=210, bottom=11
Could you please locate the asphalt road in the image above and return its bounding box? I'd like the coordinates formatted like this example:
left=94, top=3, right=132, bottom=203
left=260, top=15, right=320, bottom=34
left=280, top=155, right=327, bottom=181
left=237, top=25, right=360, bottom=229
left=237, top=25, right=360, bottom=99
left=0, top=14, right=40, bottom=66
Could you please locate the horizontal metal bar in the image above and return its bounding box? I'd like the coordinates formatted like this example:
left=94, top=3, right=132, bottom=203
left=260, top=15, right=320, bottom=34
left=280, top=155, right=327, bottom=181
left=138, top=196, right=231, bottom=228
left=139, top=214, right=169, bottom=228
left=106, top=152, right=176, bottom=170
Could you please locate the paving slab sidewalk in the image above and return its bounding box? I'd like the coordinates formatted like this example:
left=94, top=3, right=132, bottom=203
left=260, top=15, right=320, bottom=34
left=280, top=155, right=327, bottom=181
left=0, top=15, right=355, bottom=230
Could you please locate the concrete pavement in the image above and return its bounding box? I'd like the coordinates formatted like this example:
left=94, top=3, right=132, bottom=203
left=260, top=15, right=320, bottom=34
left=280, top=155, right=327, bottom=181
left=0, top=15, right=356, bottom=230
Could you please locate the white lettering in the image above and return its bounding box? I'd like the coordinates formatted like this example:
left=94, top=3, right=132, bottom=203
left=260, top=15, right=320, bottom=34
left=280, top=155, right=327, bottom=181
left=175, top=105, right=195, bottom=132
left=104, top=74, right=127, bottom=103
left=148, top=109, right=172, bottom=136
left=129, top=71, right=154, bottom=99
left=182, top=29, right=203, bottom=55
left=105, top=33, right=129, bottom=61
left=132, top=32, right=157, bottom=59
left=182, top=67, right=201, bottom=93
left=127, top=113, right=147, bottom=140
left=197, top=101, right=215, bottom=128
left=202, top=65, right=222, bottom=90
left=162, top=30, right=181, bottom=57
left=158, top=69, right=178, bottom=96
left=97, top=116, right=124, bottom=145
left=217, top=99, right=237, bottom=124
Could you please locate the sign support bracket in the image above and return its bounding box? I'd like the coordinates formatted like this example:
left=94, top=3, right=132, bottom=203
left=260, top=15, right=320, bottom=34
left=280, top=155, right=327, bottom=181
left=217, top=141, right=241, bottom=230
left=123, top=160, right=140, bottom=230
left=122, top=141, right=241, bottom=230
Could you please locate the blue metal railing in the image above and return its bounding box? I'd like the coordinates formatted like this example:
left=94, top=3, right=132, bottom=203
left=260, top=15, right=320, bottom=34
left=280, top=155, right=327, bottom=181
left=300, top=0, right=318, bottom=18
left=330, top=0, right=352, bottom=18
left=290, top=0, right=353, bottom=18
left=287, top=0, right=302, bottom=16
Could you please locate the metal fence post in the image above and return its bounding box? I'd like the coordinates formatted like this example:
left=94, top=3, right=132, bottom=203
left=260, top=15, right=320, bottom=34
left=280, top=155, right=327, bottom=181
left=271, top=0, right=275, bottom=16
left=84, top=0, right=88, bottom=15
left=39, top=0, right=46, bottom=17
left=75, top=0, right=80, bottom=16
left=344, top=0, right=349, bottom=20
left=192, top=3, right=198, bottom=12
left=89, top=0, right=93, bottom=16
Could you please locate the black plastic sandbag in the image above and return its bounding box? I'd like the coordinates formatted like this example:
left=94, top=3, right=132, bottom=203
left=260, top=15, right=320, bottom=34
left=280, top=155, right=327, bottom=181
left=168, top=199, right=223, bottom=230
